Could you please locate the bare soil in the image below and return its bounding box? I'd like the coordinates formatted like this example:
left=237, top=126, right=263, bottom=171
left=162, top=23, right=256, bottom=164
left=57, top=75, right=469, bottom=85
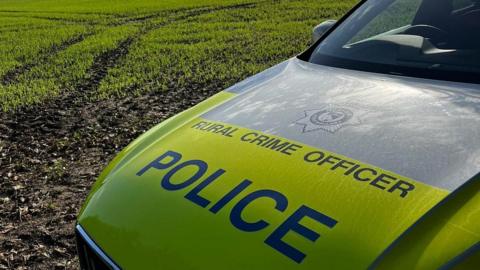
left=0, top=80, right=223, bottom=269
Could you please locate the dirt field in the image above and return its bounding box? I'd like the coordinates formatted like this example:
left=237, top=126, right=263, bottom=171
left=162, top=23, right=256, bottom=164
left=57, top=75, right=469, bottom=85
left=0, top=78, right=224, bottom=269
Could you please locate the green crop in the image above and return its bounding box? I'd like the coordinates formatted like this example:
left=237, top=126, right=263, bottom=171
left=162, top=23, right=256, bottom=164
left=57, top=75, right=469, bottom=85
left=0, top=0, right=357, bottom=110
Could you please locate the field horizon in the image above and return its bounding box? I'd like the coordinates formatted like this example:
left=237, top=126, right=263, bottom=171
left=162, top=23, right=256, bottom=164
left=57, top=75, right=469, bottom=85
left=0, top=0, right=355, bottom=111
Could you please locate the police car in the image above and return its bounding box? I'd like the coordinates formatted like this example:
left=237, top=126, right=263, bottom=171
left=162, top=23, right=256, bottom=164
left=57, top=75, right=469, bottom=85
left=76, top=0, right=480, bottom=269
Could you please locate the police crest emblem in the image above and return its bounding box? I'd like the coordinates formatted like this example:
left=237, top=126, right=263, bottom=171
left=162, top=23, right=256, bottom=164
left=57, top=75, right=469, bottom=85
left=295, top=104, right=366, bottom=133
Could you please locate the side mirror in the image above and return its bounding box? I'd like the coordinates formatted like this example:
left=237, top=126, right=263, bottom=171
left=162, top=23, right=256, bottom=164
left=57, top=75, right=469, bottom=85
left=312, top=20, right=337, bottom=43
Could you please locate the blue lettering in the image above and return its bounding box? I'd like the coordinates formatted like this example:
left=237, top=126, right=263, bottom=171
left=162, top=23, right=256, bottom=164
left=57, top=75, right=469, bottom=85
left=138, top=150, right=339, bottom=264
left=265, top=205, right=337, bottom=263
left=136, top=150, right=182, bottom=176
left=161, top=160, right=208, bottom=191
left=230, top=189, right=288, bottom=232
left=210, top=180, right=252, bottom=214
left=185, top=169, right=226, bottom=207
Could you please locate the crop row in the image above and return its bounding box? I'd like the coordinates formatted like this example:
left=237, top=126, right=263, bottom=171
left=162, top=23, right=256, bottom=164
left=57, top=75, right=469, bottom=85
left=0, top=0, right=357, bottom=110
left=96, top=0, right=356, bottom=98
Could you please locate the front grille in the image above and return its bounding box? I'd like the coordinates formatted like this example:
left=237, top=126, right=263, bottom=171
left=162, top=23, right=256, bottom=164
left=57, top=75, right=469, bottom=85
left=76, top=225, right=121, bottom=270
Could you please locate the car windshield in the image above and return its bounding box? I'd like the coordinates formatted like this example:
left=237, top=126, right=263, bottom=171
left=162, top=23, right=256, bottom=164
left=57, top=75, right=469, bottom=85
left=308, top=0, right=480, bottom=83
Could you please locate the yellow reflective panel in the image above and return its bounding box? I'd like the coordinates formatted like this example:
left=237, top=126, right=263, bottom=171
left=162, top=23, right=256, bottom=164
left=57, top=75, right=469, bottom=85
left=375, top=178, right=480, bottom=270
left=79, top=118, right=449, bottom=269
